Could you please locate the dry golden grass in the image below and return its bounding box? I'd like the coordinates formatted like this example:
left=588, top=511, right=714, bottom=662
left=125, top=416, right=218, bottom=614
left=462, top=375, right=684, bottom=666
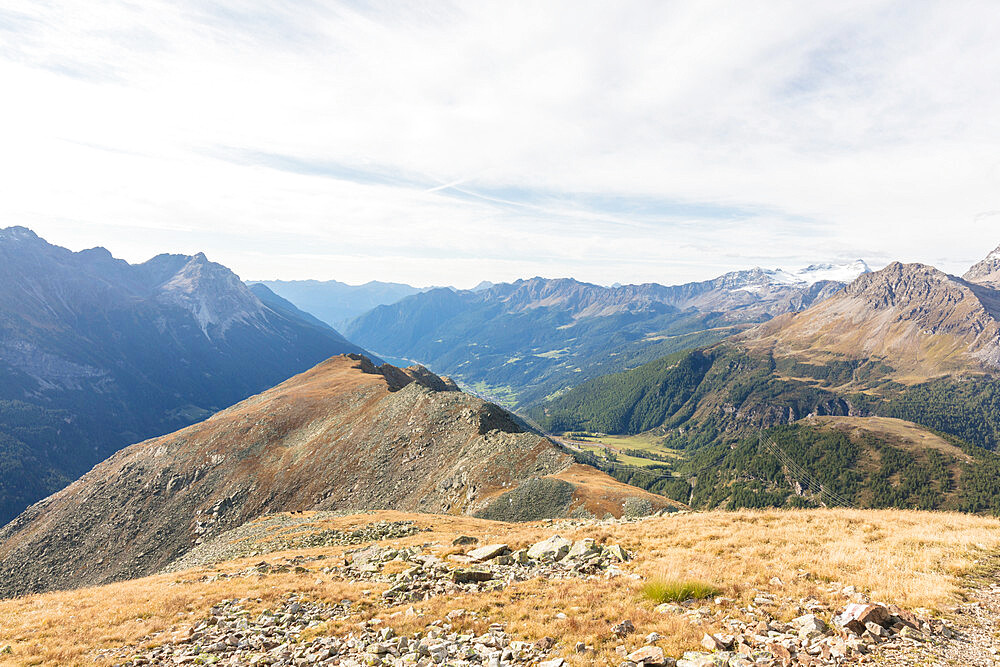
left=2, top=508, right=999, bottom=666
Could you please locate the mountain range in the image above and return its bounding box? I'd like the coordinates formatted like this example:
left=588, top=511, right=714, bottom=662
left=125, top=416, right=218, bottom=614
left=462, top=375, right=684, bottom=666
left=0, top=227, right=372, bottom=525
left=253, top=279, right=427, bottom=330
left=5, top=226, right=1000, bottom=603
left=533, top=244, right=1000, bottom=510
left=343, top=262, right=871, bottom=407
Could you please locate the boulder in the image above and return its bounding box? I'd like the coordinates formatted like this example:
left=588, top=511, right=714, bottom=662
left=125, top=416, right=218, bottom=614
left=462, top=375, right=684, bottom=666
left=451, top=569, right=493, bottom=584
left=566, top=538, right=601, bottom=560
left=627, top=645, right=667, bottom=666
left=527, top=535, right=573, bottom=561
left=865, top=621, right=889, bottom=638
left=791, top=613, right=827, bottom=635
left=606, top=544, right=631, bottom=561
left=466, top=544, right=509, bottom=562
left=846, top=603, right=890, bottom=627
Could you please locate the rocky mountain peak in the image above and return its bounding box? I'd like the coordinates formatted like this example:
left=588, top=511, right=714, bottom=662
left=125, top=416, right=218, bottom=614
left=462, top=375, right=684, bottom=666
left=156, top=253, right=265, bottom=337
left=349, top=353, right=460, bottom=392
left=747, top=259, right=1000, bottom=379
left=964, top=243, right=1000, bottom=288
left=840, top=261, right=964, bottom=309
left=0, top=226, right=41, bottom=242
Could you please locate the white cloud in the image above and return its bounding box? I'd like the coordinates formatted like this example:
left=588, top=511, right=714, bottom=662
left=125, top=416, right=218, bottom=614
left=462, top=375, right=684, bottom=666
left=1, top=0, right=999, bottom=287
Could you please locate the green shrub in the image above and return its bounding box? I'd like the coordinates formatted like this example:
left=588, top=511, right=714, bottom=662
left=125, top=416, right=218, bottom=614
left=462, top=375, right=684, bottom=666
left=642, top=579, right=720, bottom=604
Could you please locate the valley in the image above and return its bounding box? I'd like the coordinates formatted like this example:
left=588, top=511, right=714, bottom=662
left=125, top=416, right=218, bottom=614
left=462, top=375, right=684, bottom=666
left=343, top=266, right=868, bottom=409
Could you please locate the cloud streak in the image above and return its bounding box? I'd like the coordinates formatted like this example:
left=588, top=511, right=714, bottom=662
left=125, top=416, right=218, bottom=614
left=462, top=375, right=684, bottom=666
left=1, top=0, right=999, bottom=287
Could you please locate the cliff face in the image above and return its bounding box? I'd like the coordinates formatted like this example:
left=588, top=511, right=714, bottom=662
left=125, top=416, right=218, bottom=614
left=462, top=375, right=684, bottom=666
left=0, top=355, right=673, bottom=598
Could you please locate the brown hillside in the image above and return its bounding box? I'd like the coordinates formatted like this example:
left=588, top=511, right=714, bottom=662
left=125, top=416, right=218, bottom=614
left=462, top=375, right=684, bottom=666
left=0, top=355, right=674, bottom=599
left=745, top=262, right=1000, bottom=383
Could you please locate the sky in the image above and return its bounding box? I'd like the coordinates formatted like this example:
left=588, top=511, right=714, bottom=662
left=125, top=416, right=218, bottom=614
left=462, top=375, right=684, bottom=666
left=3, top=1, right=1000, bottom=289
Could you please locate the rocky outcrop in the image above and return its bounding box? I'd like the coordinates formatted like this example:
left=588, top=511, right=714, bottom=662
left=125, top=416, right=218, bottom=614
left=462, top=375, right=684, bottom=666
left=964, top=244, right=1000, bottom=289
left=0, top=355, right=668, bottom=599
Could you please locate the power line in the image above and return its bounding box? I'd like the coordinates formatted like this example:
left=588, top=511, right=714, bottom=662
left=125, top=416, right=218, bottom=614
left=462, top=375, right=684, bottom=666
left=757, top=429, right=853, bottom=508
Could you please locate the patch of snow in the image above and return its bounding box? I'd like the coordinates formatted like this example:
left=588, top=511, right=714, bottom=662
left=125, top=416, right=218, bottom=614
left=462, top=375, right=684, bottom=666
left=734, top=260, right=870, bottom=293
left=791, top=260, right=871, bottom=284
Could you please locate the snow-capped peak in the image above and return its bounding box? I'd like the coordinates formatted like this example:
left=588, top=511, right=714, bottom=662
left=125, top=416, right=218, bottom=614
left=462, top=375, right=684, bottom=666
left=790, top=260, right=872, bottom=285
left=733, top=260, right=870, bottom=294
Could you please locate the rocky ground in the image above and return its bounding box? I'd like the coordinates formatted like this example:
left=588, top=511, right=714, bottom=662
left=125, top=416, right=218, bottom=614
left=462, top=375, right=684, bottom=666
left=109, top=597, right=565, bottom=667
left=870, top=556, right=1000, bottom=666
left=165, top=515, right=425, bottom=572
left=107, top=531, right=634, bottom=666
left=92, top=520, right=982, bottom=667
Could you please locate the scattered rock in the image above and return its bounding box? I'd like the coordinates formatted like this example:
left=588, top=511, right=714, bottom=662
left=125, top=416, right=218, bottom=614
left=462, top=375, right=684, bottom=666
left=612, top=619, right=635, bottom=637
left=114, top=597, right=560, bottom=666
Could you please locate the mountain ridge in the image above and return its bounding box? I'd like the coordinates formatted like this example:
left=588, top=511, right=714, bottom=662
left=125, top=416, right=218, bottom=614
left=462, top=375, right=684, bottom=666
left=0, top=354, right=676, bottom=599
left=0, top=227, right=373, bottom=525
left=533, top=244, right=1000, bottom=458
left=344, top=262, right=869, bottom=407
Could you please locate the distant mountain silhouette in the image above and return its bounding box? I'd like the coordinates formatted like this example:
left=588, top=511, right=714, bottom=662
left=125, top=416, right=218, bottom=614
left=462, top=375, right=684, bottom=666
left=0, top=227, right=371, bottom=524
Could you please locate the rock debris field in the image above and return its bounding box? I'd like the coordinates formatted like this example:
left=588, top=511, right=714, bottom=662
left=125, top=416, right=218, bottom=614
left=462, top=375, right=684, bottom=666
left=102, top=518, right=974, bottom=666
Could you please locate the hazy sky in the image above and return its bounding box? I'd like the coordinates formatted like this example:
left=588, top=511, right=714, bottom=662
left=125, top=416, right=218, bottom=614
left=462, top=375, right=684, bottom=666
left=3, top=1, right=1000, bottom=288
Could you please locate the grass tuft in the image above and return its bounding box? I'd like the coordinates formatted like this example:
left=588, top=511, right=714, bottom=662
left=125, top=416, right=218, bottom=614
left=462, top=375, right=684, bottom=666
left=642, top=579, right=720, bottom=604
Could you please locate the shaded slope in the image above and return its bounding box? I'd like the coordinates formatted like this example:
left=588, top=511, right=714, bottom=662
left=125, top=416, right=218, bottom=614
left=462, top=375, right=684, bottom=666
left=0, top=355, right=674, bottom=598
left=0, top=227, right=372, bottom=524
